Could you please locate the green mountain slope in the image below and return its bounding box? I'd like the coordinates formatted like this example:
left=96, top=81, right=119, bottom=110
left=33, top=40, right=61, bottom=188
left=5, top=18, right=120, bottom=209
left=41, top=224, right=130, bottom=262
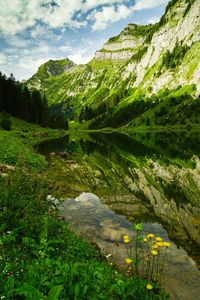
left=27, top=0, right=200, bottom=128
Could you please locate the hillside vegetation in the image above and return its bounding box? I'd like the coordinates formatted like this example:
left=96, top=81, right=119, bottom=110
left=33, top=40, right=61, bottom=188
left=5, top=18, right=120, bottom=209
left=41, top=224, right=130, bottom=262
left=27, top=0, right=200, bottom=129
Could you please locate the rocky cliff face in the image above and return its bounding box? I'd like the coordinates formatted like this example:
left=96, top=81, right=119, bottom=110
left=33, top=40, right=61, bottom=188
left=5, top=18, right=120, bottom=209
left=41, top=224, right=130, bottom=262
left=94, top=24, right=147, bottom=61
left=124, top=0, right=200, bottom=94
left=27, top=0, right=200, bottom=120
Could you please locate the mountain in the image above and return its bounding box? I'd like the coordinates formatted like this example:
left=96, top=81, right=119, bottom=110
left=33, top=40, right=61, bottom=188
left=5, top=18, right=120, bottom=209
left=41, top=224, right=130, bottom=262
left=27, top=0, right=200, bottom=128
left=28, top=58, right=75, bottom=90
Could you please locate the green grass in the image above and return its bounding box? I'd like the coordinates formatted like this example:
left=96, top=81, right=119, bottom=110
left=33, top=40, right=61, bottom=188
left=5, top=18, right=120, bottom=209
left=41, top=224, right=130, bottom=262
left=0, top=116, right=64, bottom=169
left=98, top=47, right=136, bottom=53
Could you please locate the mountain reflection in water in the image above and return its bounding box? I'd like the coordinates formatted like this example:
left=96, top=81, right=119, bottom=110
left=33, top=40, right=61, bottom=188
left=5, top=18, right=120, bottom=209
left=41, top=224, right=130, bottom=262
left=37, top=130, right=200, bottom=272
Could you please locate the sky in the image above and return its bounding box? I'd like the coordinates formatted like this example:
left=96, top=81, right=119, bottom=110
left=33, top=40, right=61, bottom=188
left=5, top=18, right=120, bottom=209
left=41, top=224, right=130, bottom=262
left=0, top=0, right=169, bottom=80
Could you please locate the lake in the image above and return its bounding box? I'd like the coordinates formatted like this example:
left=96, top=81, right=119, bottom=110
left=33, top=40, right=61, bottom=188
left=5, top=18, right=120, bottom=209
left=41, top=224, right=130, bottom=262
left=37, top=130, right=200, bottom=299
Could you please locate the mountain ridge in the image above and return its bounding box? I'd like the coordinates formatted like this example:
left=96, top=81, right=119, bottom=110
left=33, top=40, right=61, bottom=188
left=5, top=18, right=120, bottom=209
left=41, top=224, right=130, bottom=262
left=27, top=0, right=200, bottom=128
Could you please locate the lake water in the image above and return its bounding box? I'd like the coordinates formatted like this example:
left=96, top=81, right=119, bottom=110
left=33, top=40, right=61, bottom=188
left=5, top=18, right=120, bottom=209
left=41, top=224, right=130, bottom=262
left=37, top=131, right=200, bottom=299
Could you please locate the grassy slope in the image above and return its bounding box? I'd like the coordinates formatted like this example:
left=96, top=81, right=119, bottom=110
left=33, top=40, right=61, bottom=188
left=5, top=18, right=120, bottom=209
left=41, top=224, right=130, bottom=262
left=0, top=116, right=64, bottom=169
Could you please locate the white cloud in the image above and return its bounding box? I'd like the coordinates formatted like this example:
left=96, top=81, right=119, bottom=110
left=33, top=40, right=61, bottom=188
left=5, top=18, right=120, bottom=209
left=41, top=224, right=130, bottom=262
left=6, top=36, right=27, bottom=48
left=18, top=56, right=56, bottom=71
left=0, top=0, right=85, bottom=36
left=147, top=16, right=160, bottom=24
left=133, top=0, right=168, bottom=11
left=0, top=53, right=6, bottom=64
left=91, top=4, right=132, bottom=31
left=84, top=0, right=124, bottom=10
left=68, top=49, right=93, bottom=64
left=0, top=0, right=169, bottom=36
left=59, top=45, right=72, bottom=53
left=90, top=0, right=168, bottom=31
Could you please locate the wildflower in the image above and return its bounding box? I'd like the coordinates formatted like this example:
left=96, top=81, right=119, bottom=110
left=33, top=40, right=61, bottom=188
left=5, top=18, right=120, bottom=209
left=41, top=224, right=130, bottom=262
left=152, top=244, right=159, bottom=249
left=146, top=283, right=153, bottom=290
left=123, top=238, right=129, bottom=243
left=155, top=237, right=162, bottom=242
left=143, top=238, right=148, bottom=243
left=123, top=235, right=129, bottom=239
left=151, top=250, right=158, bottom=256
left=125, top=258, right=133, bottom=264
left=123, top=235, right=130, bottom=243
left=156, top=242, right=164, bottom=247
left=163, top=242, right=171, bottom=248
left=147, top=234, right=154, bottom=238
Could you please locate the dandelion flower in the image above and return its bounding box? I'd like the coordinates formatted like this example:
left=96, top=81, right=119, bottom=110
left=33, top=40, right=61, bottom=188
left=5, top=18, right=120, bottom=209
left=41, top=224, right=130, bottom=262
left=143, top=238, right=148, bottom=243
left=125, top=258, right=133, bottom=264
left=163, top=242, right=171, bottom=248
left=146, top=283, right=153, bottom=290
left=152, top=244, right=159, bottom=249
left=147, top=234, right=154, bottom=238
left=156, top=237, right=162, bottom=242
left=151, top=250, right=158, bottom=256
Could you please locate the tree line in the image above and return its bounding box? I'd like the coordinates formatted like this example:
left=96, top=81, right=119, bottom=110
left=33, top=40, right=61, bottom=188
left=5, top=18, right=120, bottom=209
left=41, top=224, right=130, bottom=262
left=88, top=98, right=159, bottom=129
left=0, top=72, right=68, bottom=130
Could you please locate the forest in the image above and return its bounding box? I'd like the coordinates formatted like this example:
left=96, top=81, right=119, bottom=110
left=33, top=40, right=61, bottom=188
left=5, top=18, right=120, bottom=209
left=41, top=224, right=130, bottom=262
left=0, top=72, right=68, bottom=130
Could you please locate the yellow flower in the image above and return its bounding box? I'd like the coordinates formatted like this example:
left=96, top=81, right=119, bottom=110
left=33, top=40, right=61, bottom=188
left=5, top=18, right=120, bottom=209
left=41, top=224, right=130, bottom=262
left=156, top=242, right=164, bottom=247
left=123, top=239, right=129, bottom=243
left=125, top=258, right=133, bottom=264
left=163, top=242, right=171, bottom=248
left=146, top=283, right=153, bottom=290
left=122, top=235, right=130, bottom=243
left=152, top=244, right=159, bottom=249
left=147, top=234, right=154, bottom=238
left=143, top=238, right=148, bottom=243
left=155, top=237, right=162, bottom=242
left=123, top=235, right=129, bottom=239
left=151, top=250, right=158, bottom=256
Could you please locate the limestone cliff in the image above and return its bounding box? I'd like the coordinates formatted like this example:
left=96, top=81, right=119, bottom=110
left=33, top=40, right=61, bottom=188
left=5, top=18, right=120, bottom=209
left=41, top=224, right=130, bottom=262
left=27, top=0, right=200, bottom=124
left=94, top=24, right=147, bottom=61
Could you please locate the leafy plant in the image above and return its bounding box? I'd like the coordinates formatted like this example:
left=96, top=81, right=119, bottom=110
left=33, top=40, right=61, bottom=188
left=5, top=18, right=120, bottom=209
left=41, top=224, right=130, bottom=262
left=0, top=113, right=11, bottom=131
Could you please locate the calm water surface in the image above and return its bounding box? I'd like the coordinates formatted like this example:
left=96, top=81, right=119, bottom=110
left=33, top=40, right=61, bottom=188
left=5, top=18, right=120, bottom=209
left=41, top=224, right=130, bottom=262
left=37, top=131, right=200, bottom=299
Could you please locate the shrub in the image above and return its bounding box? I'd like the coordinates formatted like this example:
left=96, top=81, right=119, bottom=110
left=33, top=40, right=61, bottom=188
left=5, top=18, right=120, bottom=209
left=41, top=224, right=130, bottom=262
left=0, top=114, right=11, bottom=130
left=162, top=43, right=190, bottom=69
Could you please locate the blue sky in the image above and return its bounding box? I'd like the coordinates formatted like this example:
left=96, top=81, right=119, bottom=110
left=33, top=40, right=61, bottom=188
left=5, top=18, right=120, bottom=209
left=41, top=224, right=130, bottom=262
left=0, top=0, right=169, bottom=80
